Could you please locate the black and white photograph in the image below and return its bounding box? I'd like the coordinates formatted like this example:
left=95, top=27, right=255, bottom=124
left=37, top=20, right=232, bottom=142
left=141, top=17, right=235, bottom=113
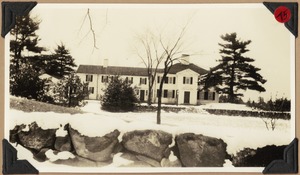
left=4, top=3, right=296, bottom=173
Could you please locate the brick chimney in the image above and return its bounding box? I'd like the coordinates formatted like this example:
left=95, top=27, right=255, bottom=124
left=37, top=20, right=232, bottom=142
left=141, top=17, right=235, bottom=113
left=103, top=59, right=108, bottom=68
left=180, top=54, right=190, bottom=65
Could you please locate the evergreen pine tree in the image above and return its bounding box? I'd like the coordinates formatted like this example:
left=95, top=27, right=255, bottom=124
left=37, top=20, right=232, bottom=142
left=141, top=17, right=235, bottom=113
left=10, top=14, right=45, bottom=74
left=10, top=64, right=46, bottom=100
left=47, top=43, right=77, bottom=78
left=101, top=76, right=138, bottom=112
left=53, top=73, right=89, bottom=107
left=203, top=33, right=266, bottom=103
left=10, top=14, right=46, bottom=100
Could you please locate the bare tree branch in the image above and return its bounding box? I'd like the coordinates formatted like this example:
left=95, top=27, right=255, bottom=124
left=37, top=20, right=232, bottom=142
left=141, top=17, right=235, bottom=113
left=87, top=9, right=99, bottom=50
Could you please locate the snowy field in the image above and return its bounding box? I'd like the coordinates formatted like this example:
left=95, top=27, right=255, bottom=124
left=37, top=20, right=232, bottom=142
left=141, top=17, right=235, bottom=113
left=7, top=100, right=293, bottom=172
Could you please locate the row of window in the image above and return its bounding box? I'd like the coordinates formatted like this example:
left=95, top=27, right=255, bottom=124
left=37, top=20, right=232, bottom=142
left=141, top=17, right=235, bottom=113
left=197, top=91, right=216, bottom=100
left=88, top=86, right=216, bottom=101
left=157, top=89, right=176, bottom=98
left=86, top=75, right=147, bottom=85
left=157, top=76, right=176, bottom=84
left=87, top=74, right=196, bottom=85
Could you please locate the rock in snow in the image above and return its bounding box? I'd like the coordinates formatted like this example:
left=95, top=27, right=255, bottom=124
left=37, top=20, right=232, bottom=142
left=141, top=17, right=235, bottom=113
left=18, top=122, right=57, bottom=151
left=176, top=133, right=227, bottom=167
left=232, top=145, right=286, bottom=167
left=122, top=130, right=173, bottom=161
left=54, top=124, right=73, bottom=152
left=54, top=136, right=73, bottom=152
left=69, top=125, right=120, bottom=162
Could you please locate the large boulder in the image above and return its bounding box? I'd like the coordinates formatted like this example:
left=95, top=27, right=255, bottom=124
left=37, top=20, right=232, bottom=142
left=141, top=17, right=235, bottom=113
left=17, top=122, right=57, bottom=151
left=69, top=126, right=120, bottom=162
left=122, top=130, right=173, bottom=161
left=232, top=145, right=286, bottom=167
left=55, top=136, right=73, bottom=152
left=176, top=133, right=227, bottom=167
left=54, top=124, right=73, bottom=152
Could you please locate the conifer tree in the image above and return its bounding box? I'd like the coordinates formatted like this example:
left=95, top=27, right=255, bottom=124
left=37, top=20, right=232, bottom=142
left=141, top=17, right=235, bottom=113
left=10, top=14, right=46, bottom=99
left=47, top=43, right=77, bottom=78
left=203, top=33, right=266, bottom=103
left=10, top=14, right=45, bottom=73
left=101, top=76, right=138, bottom=112
left=53, top=73, right=89, bottom=107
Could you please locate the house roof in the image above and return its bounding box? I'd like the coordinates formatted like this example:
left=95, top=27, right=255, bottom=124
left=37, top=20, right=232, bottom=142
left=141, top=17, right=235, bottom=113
left=77, top=65, right=150, bottom=76
left=77, top=63, right=208, bottom=76
left=165, top=63, right=208, bottom=75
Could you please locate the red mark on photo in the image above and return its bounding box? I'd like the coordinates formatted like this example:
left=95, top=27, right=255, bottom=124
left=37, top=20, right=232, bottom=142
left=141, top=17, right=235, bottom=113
left=274, top=6, right=291, bottom=23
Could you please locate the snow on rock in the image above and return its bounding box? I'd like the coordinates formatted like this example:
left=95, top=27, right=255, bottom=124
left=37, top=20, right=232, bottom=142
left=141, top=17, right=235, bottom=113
left=45, top=149, right=75, bottom=162
left=9, top=109, right=70, bottom=130
left=56, top=126, right=68, bottom=137
left=110, top=153, right=134, bottom=167
left=223, top=159, right=234, bottom=167
left=169, top=151, right=178, bottom=162
left=68, top=113, right=127, bottom=137
left=9, top=102, right=291, bottom=156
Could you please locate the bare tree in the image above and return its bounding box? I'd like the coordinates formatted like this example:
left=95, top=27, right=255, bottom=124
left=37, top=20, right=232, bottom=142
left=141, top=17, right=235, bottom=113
left=135, top=31, right=165, bottom=105
left=261, top=116, right=277, bottom=131
left=156, top=26, right=187, bottom=124
left=135, top=24, right=188, bottom=124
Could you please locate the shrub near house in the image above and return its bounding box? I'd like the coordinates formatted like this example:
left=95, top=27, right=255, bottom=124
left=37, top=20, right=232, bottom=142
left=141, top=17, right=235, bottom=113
left=100, top=76, right=138, bottom=112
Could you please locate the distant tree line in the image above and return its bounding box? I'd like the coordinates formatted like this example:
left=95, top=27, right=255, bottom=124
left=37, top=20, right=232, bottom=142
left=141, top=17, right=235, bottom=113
left=246, top=97, right=291, bottom=112
left=218, top=94, right=290, bottom=112
left=10, top=13, right=88, bottom=107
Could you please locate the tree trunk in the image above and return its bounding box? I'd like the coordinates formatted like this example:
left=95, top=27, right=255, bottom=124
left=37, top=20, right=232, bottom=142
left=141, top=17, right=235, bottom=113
left=147, top=75, right=153, bottom=105
left=68, top=86, right=72, bottom=107
left=156, top=73, right=167, bottom=124
left=229, top=59, right=236, bottom=103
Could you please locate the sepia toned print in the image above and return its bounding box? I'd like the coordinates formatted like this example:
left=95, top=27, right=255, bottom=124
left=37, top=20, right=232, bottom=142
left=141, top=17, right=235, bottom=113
left=5, top=3, right=295, bottom=173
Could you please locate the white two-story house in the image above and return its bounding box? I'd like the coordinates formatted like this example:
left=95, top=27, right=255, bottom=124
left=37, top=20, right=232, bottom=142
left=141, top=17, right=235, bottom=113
left=76, top=55, right=219, bottom=105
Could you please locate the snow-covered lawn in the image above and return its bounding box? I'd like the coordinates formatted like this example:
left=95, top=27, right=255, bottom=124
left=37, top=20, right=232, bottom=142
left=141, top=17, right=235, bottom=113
left=7, top=100, right=293, bottom=172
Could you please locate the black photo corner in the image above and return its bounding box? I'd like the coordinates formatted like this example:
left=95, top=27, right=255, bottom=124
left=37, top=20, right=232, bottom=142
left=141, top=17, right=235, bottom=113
left=1, top=1, right=299, bottom=174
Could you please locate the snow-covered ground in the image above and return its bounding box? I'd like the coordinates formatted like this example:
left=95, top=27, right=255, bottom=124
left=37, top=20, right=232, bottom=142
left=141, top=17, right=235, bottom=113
left=7, top=100, right=293, bottom=172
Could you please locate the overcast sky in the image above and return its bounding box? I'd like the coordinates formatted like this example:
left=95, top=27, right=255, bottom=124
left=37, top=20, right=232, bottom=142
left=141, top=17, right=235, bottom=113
left=27, top=4, right=293, bottom=101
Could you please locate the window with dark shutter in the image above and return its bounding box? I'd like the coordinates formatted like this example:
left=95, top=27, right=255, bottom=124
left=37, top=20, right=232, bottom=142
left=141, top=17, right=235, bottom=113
left=140, top=78, right=142, bottom=85
left=86, top=75, right=93, bottom=82
left=86, top=75, right=88, bottom=81
left=172, top=90, right=175, bottom=98
left=183, top=77, right=186, bottom=84
left=163, top=90, right=168, bottom=98
left=204, top=91, right=209, bottom=100
left=213, top=92, right=215, bottom=100
left=89, top=87, right=94, bottom=94
left=173, top=77, right=176, bottom=84
left=190, top=77, right=193, bottom=84
left=164, top=77, right=168, bottom=84
left=145, top=78, right=147, bottom=85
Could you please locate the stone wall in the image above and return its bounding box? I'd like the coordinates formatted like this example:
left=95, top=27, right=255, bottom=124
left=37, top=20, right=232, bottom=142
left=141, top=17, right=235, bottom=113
left=10, top=122, right=286, bottom=167
left=204, top=109, right=290, bottom=120
left=10, top=122, right=228, bottom=167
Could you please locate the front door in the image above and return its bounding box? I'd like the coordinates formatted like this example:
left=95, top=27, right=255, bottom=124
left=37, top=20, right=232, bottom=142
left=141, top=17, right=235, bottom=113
left=184, top=91, right=190, bottom=104
left=140, top=90, right=145, bottom=102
